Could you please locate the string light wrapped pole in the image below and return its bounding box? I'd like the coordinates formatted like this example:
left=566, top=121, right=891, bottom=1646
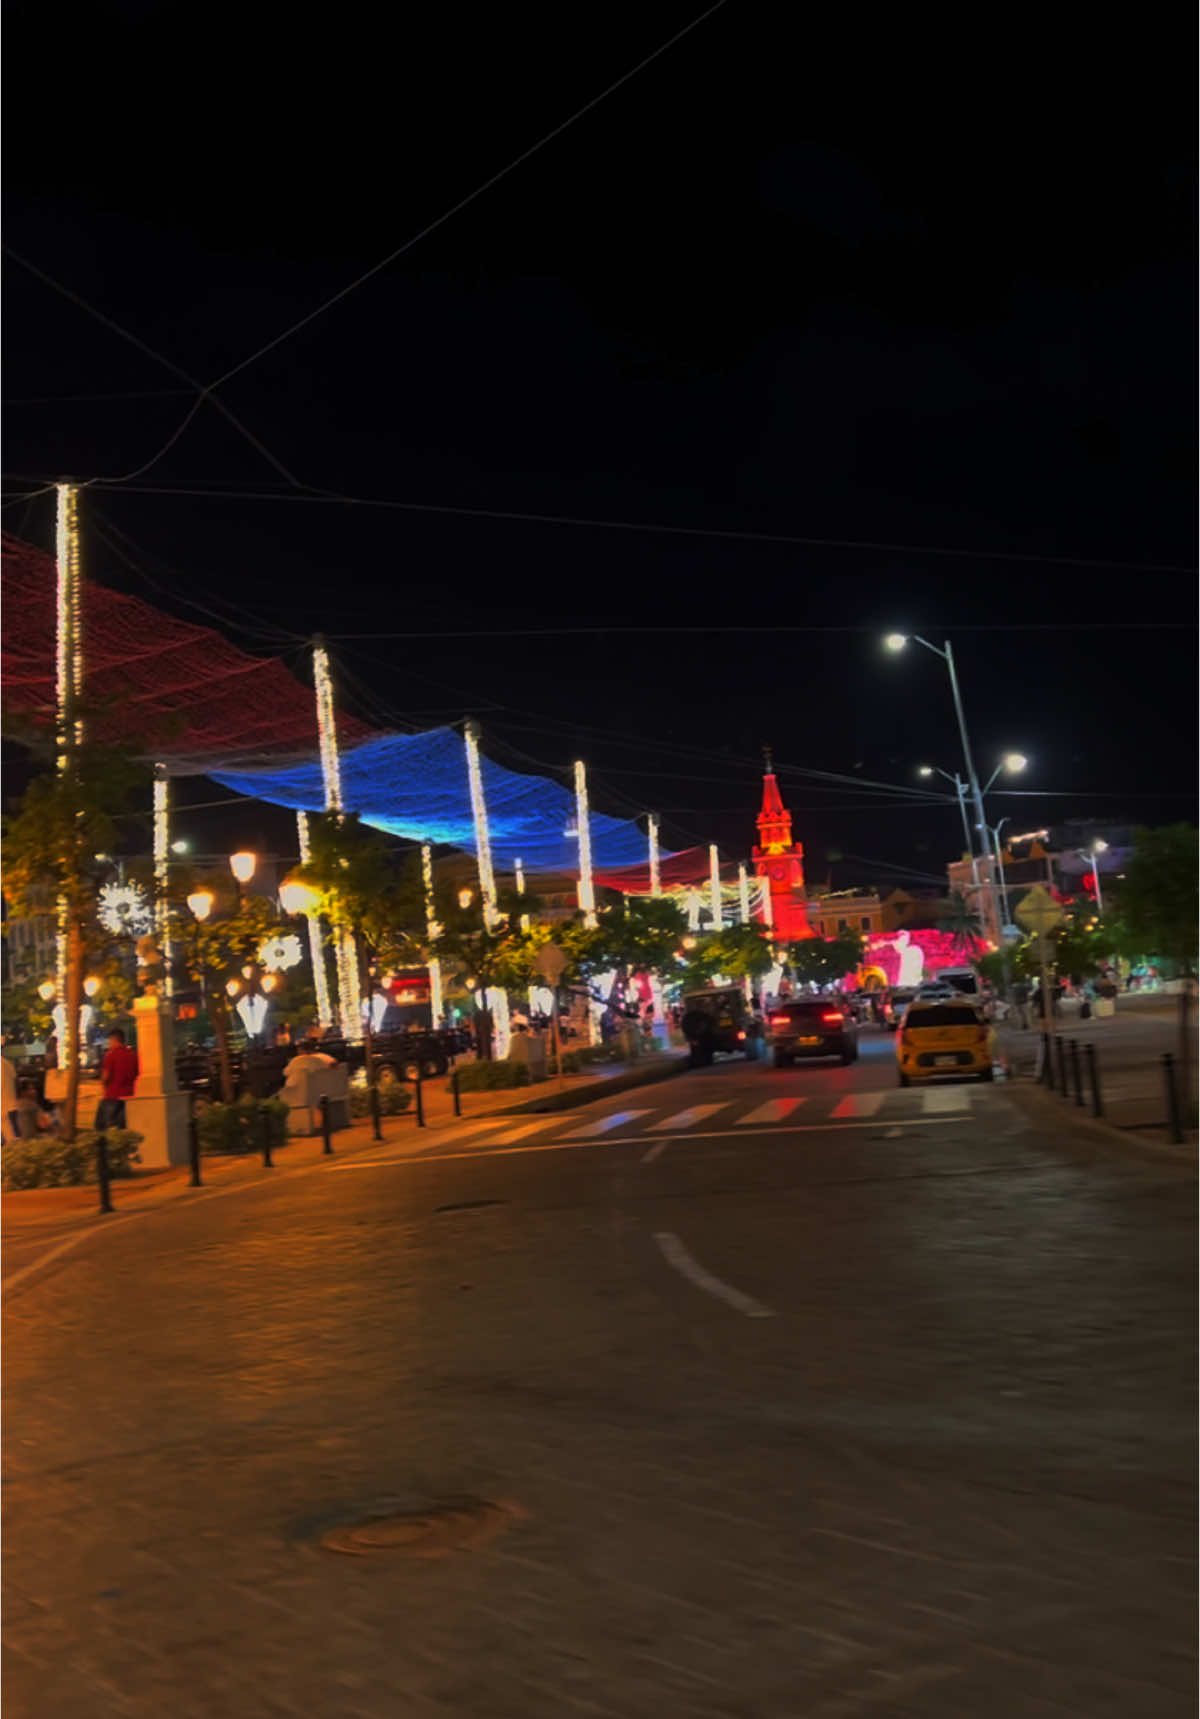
left=647, top=813, right=662, bottom=897
left=295, top=811, right=334, bottom=1031
left=421, top=842, right=444, bottom=1026
left=463, top=720, right=509, bottom=1058
left=54, top=482, right=84, bottom=1083
left=514, top=857, right=530, bottom=933
left=152, top=765, right=174, bottom=999
left=738, top=862, right=753, bottom=1002
left=312, top=638, right=361, bottom=1038
left=708, top=845, right=723, bottom=933
left=573, top=760, right=598, bottom=929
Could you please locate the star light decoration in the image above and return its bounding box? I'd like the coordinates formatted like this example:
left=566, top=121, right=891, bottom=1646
left=98, top=881, right=153, bottom=938
left=258, top=933, right=304, bottom=974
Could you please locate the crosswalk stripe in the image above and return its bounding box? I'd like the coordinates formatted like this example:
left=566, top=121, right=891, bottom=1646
left=919, top=1086, right=971, bottom=1114
left=736, top=1098, right=807, bottom=1126
left=483, top=1117, right=571, bottom=1145
left=648, top=1103, right=728, bottom=1133
left=830, top=1092, right=886, bottom=1119
left=562, top=1108, right=653, bottom=1139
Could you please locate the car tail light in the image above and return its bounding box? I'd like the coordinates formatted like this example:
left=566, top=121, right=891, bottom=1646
left=736, top=1030, right=746, bottom=1041
left=821, top=1011, right=844, bottom=1024
left=770, top=1015, right=790, bottom=1026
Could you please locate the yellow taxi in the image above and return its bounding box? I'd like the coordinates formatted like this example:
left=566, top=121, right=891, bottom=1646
left=895, top=998, right=995, bottom=1085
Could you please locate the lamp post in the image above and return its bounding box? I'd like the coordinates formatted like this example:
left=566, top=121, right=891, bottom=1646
left=1077, top=842, right=1107, bottom=916
left=887, top=633, right=988, bottom=877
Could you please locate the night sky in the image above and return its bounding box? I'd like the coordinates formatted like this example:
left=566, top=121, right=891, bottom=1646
left=4, top=4, right=1196, bottom=887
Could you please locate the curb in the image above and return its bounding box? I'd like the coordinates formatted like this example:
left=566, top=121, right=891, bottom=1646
left=1003, top=1079, right=1197, bottom=1165
left=489, top=1055, right=691, bottom=1115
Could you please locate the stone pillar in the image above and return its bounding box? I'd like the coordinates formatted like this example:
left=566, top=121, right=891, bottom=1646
left=124, top=994, right=190, bottom=1168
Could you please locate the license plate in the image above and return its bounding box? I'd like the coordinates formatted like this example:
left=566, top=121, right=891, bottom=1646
left=934, top=1055, right=959, bottom=1067
left=798, top=1036, right=820, bottom=1046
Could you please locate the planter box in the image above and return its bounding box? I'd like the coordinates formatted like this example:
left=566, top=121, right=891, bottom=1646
left=1093, top=998, right=1115, bottom=1018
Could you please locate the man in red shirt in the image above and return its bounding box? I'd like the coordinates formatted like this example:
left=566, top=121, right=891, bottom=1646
left=98, top=1028, right=139, bottom=1131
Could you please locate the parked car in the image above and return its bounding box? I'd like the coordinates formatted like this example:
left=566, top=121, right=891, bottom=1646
left=895, top=1000, right=994, bottom=1085
left=680, top=986, right=762, bottom=1066
left=767, top=997, right=858, bottom=1067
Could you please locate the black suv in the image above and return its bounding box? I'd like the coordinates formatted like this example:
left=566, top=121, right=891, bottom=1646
left=680, top=987, right=762, bottom=1066
left=767, top=998, right=858, bottom=1067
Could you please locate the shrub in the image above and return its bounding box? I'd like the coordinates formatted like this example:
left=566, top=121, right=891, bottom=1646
left=2, top=1129, right=143, bottom=1190
left=447, top=1059, right=532, bottom=1093
left=349, top=1081, right=413, bottom=1118
left=195, top=1096, right=288, bottom=1156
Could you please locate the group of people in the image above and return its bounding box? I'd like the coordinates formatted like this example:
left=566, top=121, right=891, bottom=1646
left=1, top=1028, right=140, bottom=1143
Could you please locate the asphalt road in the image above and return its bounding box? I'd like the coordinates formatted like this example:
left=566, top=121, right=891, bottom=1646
left=4, top=1029, right=1196, bottom=1717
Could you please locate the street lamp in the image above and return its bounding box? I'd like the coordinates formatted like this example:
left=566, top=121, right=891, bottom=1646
left=170, top=839, right=190, bottom=855
left=187, top=888, right=214, bottom=922
left=229, top=851, right=257, bottom=886
left=885, top=632, right=988, bottom=878
left=83, top=975, right=102, bottom=998
left=1077, top=843, right=1107, bottom=915
left=981, top=752, right=1028, bottom=794
left=279, top=875, right=319, bottom=916
left=37, top=979, right=56, bottom=1002
left=458, top=887, right=474, bottom=910
left=916, top=764, right=975, bottom=876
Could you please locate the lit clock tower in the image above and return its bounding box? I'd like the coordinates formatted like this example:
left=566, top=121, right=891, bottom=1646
left=751, top=750, right=814, bottom=940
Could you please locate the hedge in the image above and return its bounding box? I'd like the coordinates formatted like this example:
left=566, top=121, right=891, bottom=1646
left=2, top=1129, right=143, bottom=1190
left=349, top=1082, right=413, bottom=1118
left=195, top=1096, right=288, bottom=1156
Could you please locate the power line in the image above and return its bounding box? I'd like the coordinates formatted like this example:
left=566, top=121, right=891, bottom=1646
left=1, top=247, right=301, bottom=487
left=197, top=2, right=730, bottom=399
left=4, top=387, right=195, bottom=406
left=70, top=479, right=1198, bottom=575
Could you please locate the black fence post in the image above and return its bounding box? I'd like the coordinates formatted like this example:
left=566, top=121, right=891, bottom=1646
left=369, top=1081, right=383, bottom=1142
left=1055, top=1035, right=1068, bottom=1097
left=259, top=1101, right=274, bottom=1168
left=1162, top=1053, right=1184, bottom=1146
left=415, top=1074, right=426, bottom=1128
left=451, top=1066, right=461, bottom=1117
left=95, top=1128, right=113, bottom=1215
left=1085, top=1042, right=1103, bottom=1118
left=320, top=1093, right=334, bottom=1155
left=1069, top=1039, right=1084, bottom=1107
left=188, top=1098, right=203, bottom=1187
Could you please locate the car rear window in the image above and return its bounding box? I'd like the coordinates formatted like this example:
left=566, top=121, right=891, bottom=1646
left=906, top=1006, right=981, bottom=1027
left=780, top=1001, right=843, bottom=1017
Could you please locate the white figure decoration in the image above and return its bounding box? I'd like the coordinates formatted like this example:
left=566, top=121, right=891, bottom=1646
left=98, top=882, right=152, bottom=938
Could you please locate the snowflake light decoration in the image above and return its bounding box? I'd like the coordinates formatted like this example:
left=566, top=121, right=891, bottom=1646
left=98, top=881, right=152, bottom=938
left=258, top=934, right=303, bottom=973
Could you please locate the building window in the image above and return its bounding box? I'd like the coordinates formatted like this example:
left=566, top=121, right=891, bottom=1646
left=837, top=918, right=848, bottom=932
left=861, top=917, right=872, bottom=932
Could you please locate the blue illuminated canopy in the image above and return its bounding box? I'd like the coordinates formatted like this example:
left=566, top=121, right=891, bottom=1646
left=211, top=728, right=653, bottom=873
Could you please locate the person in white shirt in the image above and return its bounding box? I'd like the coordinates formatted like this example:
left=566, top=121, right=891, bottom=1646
left=2, top=1051, right=19, bottom=1143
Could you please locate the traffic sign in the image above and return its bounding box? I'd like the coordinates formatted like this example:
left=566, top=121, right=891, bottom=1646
left=1015, top=886, right=1065, bottom=935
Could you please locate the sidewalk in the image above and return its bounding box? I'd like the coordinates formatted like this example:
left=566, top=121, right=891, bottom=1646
left=1, top=1050, right=687, bottom=1249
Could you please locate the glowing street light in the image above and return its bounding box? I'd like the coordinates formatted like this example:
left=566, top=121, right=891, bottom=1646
left=279, top=875, right=319, bottom=916
left=187, top=888, right=215, bottom=922
left=38, top=979, right=56, bottom=1002
left=229, top=851, right=257, bottom=885
left=170, top=839, right=190, bottom=855
left=458, top=888, right=474, bottom=910
left=225, top=978, right=242, bottom=999
left=884, top=633, right=909, bottom=652
left=83, top=975, right=102, bottom=998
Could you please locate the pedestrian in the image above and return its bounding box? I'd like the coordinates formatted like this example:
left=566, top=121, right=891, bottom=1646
left=15, top=1080, right=56, bottom=1140
left=97, top=1027, right=139, bottom=1131
left=2, top=1048, right=19, bottom=1143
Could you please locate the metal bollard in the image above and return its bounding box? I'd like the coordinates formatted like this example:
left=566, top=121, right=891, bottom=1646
left=320, top=1093, right=334, bottom=1155
left=95, top=1128, right=114, bottom=1215
left=369, top=1081, right=383, bottom=1142
left=1085, top=1042, right=1103, bottom=1117
left=188, top=1100, right=203, bottom=1187
left=1069, top=1038, right=1084, bottom=1107
left=451, top=1066, right=461, bottom=1117
left=1040, top=1031, right=1053, bottom=1087
left=1056, top=1035, right=1069, bottom=1097
left=1162, top=1053, right=1185, bottom=1145
left=260, top=1102, right=274, bottom=1168
left=415, top=1074, right=426, bottom=1128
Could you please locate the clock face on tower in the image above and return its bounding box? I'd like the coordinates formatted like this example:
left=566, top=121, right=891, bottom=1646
left=771, top=865, right=787, bottom=882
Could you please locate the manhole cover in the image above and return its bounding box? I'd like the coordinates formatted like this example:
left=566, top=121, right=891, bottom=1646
left=320, top=1497, right=525, bottom=1558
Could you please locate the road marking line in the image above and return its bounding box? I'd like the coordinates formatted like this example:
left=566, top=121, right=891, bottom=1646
left=736, top=1098, right=807, bottom=1126
left=2, top=1228, right=104, bottom=1291
left=653, top=1231, right=775, bottom=1319
left=324, top=1114, right=970, bottom=1171
left=648, top=1104, right=727, bottom=1133
left=479, top=1118, right=567, bottom=1145
left=641, top=1139, right=671, bottom=1164
left=561, top=1108, right=653, bottom=1139
left=920, top=1086, right=972, bottom=1113
left=831, top=1092, right=886, bottom=1118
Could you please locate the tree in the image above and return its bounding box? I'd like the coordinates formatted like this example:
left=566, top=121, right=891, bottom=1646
left=3, top=746, right=145, bottom=1138
left=788, top=931, right=863, bottom=989
left=174, top=883, right=283, bottom=1102
left=937, top=891, right=983, bottom=955
left=1110, top=824, right=1198, bottom=1084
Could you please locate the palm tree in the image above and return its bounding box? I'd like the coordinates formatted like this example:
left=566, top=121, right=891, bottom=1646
left=937, top=890, right=983, bottom=956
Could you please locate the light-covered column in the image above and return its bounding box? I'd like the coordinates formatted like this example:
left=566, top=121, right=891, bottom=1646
left=54, top=483, right=84, bottom=1071
left=738, top=863, right=751, bottom=926
left=152, top=766, right=175, bottom=999
left=422, top=841, right=444, bottom=1026
left=514, top=857, right=530, bottom=932
left=708, top=845, right=723, bottom=932
left=647, top=813, right=662, bottom=897
left=312, top=639, right=360, bottom=1037
left=686, top=889, right=702, bottom=931
left=463, top=720, right=500, bottom=929
left=295, top=811, right=333, bottom=1030
left=574, top=760, right=597, bottom=928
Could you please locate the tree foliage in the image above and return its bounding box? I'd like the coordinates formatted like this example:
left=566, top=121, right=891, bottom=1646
left=787, top=931, right=863, bottom=988
left=1109, top=824, right=1198, bottom=971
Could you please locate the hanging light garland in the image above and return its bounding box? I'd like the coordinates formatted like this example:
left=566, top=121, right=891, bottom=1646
left=98, top=881, right=153, bottom=938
